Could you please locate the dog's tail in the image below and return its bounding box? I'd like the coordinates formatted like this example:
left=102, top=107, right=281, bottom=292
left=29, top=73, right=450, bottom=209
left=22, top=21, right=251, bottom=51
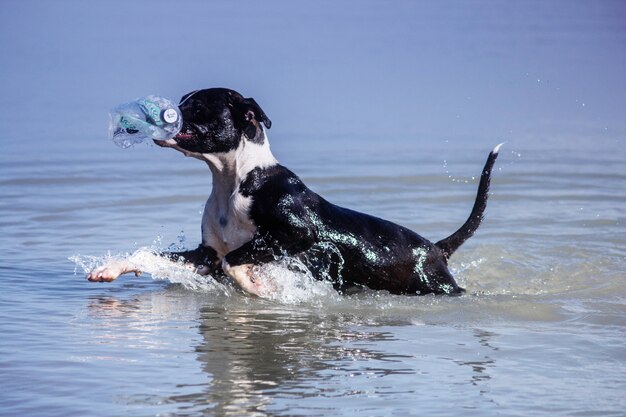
left=435, top=143, right=503, bottom=260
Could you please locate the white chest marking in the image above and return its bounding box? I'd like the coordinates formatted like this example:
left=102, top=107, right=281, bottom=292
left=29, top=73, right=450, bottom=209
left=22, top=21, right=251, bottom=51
left=199, top=132, right=278, bottom=259
left=202, top=191, right=256, bottom=259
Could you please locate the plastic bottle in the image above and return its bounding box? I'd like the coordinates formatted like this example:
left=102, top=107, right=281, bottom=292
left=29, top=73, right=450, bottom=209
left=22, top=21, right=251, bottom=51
left=109, top=95, right=182, bottom=148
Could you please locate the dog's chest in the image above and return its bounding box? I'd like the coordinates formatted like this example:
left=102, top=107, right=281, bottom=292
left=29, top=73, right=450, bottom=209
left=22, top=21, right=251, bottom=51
left=202, top=190, right=256, bottom=258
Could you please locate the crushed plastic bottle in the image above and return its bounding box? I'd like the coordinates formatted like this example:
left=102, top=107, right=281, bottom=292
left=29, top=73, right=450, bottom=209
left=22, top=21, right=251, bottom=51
left=109, top=95, right=182, bottom=148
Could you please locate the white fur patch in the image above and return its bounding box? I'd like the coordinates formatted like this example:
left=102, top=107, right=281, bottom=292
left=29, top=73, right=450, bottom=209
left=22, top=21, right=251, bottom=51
left=201, top=132, right=278, bottom=258
left=203, top=192, right=255, bottom=258
left=235, top=132, right=278, bottom=177
left=200, top=130, right=277, bottom=174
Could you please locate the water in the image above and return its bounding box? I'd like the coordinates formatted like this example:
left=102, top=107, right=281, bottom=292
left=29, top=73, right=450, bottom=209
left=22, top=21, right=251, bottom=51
left=1, top=1, right=625, bottom=416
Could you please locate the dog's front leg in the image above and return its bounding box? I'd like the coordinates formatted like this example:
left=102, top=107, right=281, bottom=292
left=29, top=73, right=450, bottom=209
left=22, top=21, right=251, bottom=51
left=222, top=229, right=317, bottom=296
left=221, top=238, right=278, bottom=296
left=166, top=245, right=225, bottom=279
left=87, top=244, right=222, bottom=282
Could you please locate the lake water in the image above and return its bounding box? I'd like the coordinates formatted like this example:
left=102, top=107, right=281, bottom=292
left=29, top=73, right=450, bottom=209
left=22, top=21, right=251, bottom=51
left=1, top=1, right=625, bottom=416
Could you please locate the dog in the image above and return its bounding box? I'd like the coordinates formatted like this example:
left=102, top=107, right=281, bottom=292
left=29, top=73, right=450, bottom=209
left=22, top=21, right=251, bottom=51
left=88, top=88, right=501, bottom=296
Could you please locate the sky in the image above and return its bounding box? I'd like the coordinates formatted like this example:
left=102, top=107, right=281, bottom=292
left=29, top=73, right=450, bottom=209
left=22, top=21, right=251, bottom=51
left=1, top=0, right=625, bottom=155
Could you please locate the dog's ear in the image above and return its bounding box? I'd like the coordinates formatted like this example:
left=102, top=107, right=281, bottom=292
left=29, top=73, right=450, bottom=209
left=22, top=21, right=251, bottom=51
left=229, top=94, right=272, bottom=141
left=241, top=97, right=272, bottom=130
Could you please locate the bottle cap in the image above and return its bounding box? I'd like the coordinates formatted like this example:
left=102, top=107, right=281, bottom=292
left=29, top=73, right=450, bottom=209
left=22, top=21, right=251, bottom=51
left=161, top=108, right=178, bottom=123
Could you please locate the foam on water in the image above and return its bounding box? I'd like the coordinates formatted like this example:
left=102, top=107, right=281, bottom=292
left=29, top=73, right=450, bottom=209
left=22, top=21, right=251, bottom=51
left=71, top=248, right=342, bottom=305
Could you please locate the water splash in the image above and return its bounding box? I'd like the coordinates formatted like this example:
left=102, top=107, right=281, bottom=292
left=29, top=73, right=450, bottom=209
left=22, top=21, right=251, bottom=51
left=248, top=257, right=341, bottom=305
left=442, top=158, right=474, bottom=184
left=70, top=242, right=559, bottom=305
left=70, top=247, right=231, bottom=294
left=70, top=245, right=345, bottom=304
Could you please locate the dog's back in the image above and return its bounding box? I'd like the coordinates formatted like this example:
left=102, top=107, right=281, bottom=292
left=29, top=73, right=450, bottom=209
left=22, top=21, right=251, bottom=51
left=236, top=143, right=501, bottom=295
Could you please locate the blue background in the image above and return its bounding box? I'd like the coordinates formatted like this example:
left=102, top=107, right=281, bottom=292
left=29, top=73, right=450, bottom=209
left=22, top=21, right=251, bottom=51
left=2, top=0, right=625, bottom=153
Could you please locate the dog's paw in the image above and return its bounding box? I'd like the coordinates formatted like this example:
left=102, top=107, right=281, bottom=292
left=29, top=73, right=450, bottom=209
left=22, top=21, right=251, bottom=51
left=87, top=259, right=141, bottom=282
left=222, top=260, right=274, bottom=296
left=222, top=260, right=256, bottom=294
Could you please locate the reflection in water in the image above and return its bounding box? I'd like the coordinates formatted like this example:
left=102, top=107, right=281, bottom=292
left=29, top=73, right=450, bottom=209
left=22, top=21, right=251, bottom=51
left=180, top=306, right=414, bottom=416
left=85, top=290, right=504, bottom=416
left=456, top=329, right=497, bottom=390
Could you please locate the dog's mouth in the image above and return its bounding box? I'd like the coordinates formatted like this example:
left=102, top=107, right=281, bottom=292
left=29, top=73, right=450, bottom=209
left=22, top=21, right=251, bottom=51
left=153, top=131, right=195, bottom=147
left=174, top=132, right=194, bottom=140
left=153, top=138, right=176, bottom=148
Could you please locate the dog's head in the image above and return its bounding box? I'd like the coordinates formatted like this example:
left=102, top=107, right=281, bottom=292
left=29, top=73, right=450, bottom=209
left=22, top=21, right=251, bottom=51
left=154, top=88, right=271, bottom=155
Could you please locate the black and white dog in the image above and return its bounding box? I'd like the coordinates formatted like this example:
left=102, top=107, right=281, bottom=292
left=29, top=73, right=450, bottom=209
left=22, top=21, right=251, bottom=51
left=88, top=88, right=501, bottom=296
